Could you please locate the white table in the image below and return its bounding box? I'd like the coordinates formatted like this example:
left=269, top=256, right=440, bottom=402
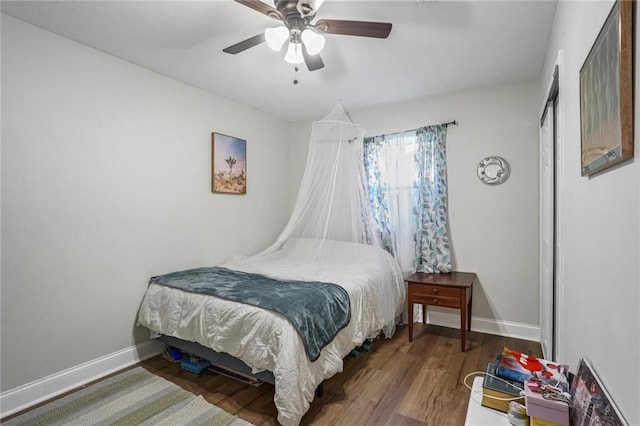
left=464, top=377, right=511, bottom=426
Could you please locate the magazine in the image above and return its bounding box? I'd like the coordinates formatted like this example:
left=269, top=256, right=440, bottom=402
left=494, top=347, right=569, bottom=387
left=570, top=358, right=627, bottom=426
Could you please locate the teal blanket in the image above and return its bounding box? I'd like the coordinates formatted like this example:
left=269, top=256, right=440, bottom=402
left=150, top=267, right=351, bottom=362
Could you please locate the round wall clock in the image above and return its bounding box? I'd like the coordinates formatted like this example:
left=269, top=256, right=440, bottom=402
left=477, top=156, right=510, bottom=185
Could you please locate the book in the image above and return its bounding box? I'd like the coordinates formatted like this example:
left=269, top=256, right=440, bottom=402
left=481, top=362, right=525, bottom=413
left=494, top=347, right=569, bottom=385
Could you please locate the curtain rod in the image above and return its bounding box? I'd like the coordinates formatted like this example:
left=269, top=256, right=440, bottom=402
left=364, top=120, right=458, bottom=141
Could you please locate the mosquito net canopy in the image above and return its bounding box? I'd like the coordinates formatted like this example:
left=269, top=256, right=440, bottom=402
left=263, top=102, right=381, bottom=255
left=223, top=102, right=402, bottom=338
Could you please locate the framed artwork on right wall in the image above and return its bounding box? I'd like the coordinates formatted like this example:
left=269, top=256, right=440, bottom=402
left=579, top=0, right=634, bottom=176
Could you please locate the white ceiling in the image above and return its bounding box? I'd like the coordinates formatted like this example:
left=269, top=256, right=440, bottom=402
left=1, top=0, right=557, bottom=122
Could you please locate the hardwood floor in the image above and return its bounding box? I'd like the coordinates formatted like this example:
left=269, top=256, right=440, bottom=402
left=138, top=324, right=542, bottom=425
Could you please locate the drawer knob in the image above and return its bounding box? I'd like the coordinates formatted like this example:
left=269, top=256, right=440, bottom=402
left=433, top=298, right=438, bottom=304
left=432, top=288, right=438, bottom=294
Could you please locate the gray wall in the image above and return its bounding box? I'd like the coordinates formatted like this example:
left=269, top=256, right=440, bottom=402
left=540, top=1, right=640, bottom=424
left=287, top=80, right=541, bottom=336
left=1, top=14, right=290, bottom=392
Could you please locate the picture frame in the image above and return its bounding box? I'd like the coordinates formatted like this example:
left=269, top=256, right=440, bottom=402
left=579, top=0, right=634, bottom=176
left=570, top=358, right=628, bottom=425
left=211, top=132, right=246, bottom=194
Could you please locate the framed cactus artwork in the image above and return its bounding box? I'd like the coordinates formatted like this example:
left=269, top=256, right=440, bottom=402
left=211, top=132, right=246, bottom=194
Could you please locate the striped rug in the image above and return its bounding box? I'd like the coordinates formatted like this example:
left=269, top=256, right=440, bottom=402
left=4, top=367, right=253, bottom=426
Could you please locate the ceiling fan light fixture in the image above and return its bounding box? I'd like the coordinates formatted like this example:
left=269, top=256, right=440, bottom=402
left=224, top=0, right=393, bottom=72
left=265, top=26, right=289, bottom=51
left=284, top=41, right=304, bottom=64
left=301, top=29, right=325, bottom=55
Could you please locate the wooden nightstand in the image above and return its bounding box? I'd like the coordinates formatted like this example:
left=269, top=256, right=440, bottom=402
left=406, top=271, right=476, bottom=351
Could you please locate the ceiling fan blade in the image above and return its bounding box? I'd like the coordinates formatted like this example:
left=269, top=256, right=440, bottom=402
left=302, top=43, right=325, bottom=71
left=234, top=0, right=283, bottom=20
left=315, top=19, right=392, bottom=38
left=223, top=33, right=266, bottom=54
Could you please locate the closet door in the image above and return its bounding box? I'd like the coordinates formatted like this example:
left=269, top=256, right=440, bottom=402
left=540, top=64, right=559, bottom=360
left=540, top=102, right=555, bottom=359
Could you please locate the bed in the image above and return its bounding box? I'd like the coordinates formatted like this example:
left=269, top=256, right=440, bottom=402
left=137, top=238, right=405, bottom=426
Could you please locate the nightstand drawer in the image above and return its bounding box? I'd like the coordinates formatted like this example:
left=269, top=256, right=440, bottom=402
left=410, top=284, right=460, bottom=299
left=411, top=294, right=461, bottom=308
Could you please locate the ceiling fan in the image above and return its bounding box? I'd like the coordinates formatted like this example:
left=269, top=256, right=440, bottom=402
left=222, top=0, right=392, bottom=71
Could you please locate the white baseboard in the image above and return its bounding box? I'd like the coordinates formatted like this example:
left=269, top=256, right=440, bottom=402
left=425, top=310, right=540, bottom=342
left=0, top=340, right=165, bottom=419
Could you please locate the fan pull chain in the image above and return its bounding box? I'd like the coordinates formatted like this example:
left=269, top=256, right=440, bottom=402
left=293, top=66, right=299, bottom=85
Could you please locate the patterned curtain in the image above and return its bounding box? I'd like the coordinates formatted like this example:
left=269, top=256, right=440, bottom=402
left=363, top=135, right=396, bottom=257
left=413, top=126, right=451, bottom=273
left=363, top=125, right=451, bottom=274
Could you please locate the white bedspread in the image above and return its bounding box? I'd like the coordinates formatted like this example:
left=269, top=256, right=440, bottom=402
left=137, top=238, right=405, bottom=426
